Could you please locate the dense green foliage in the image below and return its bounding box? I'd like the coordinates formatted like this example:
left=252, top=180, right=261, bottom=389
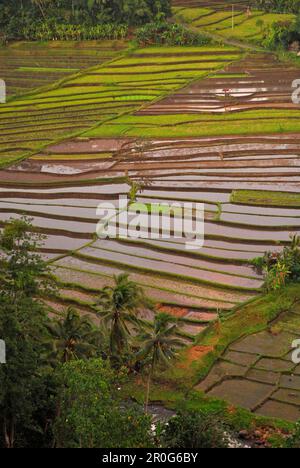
left=0, top=218, right=55, bottom=448
left=136, top=21, right=212, bottom=46
left=97, top=273, right=151, bottom=357
left=162, top=410, right=230, bottom=448
left=54, top=359, right=154, bottom=448
left=0, top=219, right=141, bottom=447
left=249, top=1, right=300, bottom=49
left=0, top=0, right=171, bottom=40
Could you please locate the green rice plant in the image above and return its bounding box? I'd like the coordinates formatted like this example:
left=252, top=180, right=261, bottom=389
left=230, top=190, right=300, bottom=207
left=214, top=203, right=223, bottom=222
left=132, top=45, right=239, bottom=55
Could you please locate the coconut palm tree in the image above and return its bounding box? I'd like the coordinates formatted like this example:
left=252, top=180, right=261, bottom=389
left=46, top=306, right=99, bottom=363
left=137, top=313, right=184, bottom=412
left=96, top=273, right=151, bottom=356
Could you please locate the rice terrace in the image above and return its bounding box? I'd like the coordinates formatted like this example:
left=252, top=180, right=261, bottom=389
left=1, top=0, right=300, bottom=450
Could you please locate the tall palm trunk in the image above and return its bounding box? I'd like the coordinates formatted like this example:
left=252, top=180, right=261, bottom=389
left=3, top=417, right=15, bottom=448
left=144, top=356, right=155, bottom=414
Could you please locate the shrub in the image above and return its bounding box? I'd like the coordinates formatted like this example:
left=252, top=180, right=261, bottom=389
left=0, top=0, right=171, bottom=40
left=135, top=21, right=212, bottom=46
left=262, top=20, right=297, bottom=49
left=54, top=359, right=154, bottom=448
left=253, top=235, right=300, bottom=291
left=162, top=410, right=230, bottom=448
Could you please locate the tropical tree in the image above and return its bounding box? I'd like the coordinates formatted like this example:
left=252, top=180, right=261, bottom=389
left=127, top=177, right=143, bottom=204
left=46, top=307, right=102, bottom=364
left=137, top=313, right=183, bottom=412
left=96, top=274, right=151, bottom=356
left=54, top=359, right=154, bottom=448
left=0, top=216, right=52, bottom=301
left=0, top=217, right=53, bottom=448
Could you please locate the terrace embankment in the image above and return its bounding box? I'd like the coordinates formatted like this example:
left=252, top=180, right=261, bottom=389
left=1, top=43, right=300, bottom=347
left=86, top=50, right=300, bottom=138
left=0, top=40, right=127, bottom=97
left=1, top=30, right=300, bottom=423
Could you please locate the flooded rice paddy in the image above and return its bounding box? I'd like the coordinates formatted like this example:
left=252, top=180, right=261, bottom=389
left=1, top=134, right=299, bottom=315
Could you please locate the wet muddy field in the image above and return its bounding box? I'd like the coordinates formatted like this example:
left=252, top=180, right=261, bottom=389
left=138, top=54, right=300, bottom=115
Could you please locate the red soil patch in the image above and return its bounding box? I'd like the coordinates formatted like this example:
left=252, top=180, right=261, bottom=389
left=156, top=304, right=188, bottom=318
